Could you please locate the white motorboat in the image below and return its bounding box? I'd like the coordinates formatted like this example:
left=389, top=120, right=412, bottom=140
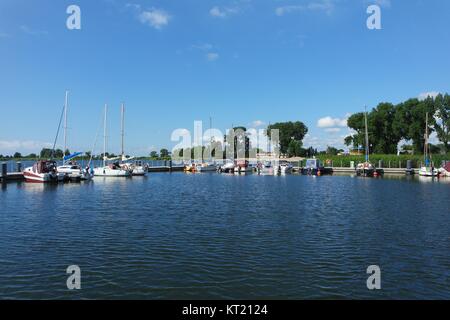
left=55, top=92, right=94, bottom=181
left=195, top=163, right=217, bottom=172
left=93, top=104, right=132, bottom=177
left=24, top=160, right=65, bottom=183
left=219, top=160, right=235, bottom=173
left=257, top=161, right=275, bottom=175
left=278, top=161, right=293, bottom=174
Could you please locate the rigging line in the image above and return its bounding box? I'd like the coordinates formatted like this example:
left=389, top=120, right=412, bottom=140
left=88, top=110, right=104, bottom=167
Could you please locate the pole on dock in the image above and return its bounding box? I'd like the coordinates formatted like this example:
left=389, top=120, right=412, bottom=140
left=1, top=162, right=7, bottom=179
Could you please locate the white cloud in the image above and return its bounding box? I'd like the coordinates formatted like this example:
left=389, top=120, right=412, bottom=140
left=191, top=43, right=214, bottom=51
left=275, top=0, right=335, bottom=16
left=317, top=116, right=348, bottom=128
left=419, top=91, right=440, bottom=100
left=209, top=6, right=239, bottom=18
left=368, top=0, right=391, bottom=8
left=324, top=128, right=341, bottom=133
left=0, top=140, right=52, bottom=154
left=20, top=25, right=48, bottom=36
left=138, top=8, right=171, bottom=29
left=250, top=120, right=266, bottom=128
left=206, top=52, right=219, bottom=61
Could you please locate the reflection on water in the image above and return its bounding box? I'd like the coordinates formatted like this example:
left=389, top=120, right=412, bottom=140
left=0, top=173, right=449, bottom=299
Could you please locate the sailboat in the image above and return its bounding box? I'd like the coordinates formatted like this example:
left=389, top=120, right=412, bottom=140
left=56, top=91, right=94, bottom=181
left=118, top=103, right=146, bottom=176
left=356, top=107, right=376, bottom=177
left=419, top=112, right=439, bottom=177
left=93, top=104, right=131, bottom=177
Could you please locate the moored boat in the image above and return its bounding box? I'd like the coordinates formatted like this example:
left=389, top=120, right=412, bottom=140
left=302, top=158, right=327, bottom=176
left=438, top=162, right=450, bottom=177
left=219, top=160, right=236, bottom=173
left=278, top=160, right=293, bottom=174
left=24, top=160, right=64, bottom=183
left=93, top=104, right=132, bottom=177
left=419, top=113, right=438, bottom=178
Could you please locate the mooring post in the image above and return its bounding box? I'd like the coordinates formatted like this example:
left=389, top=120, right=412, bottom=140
left=1, top=162, right=7, bottom=179
left=16, top=162, right=22, bottom=172
left=169, top=160, right=172, bottom=172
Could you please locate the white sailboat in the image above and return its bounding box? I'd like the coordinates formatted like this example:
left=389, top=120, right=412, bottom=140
left=419, top=112, right=438, bottom=177
left=356, top=107, right=376, bottom=177
left=56, top=91, right=93, bottom=181
left=118, top=103, right=146, bottom=176
left=93, top=104, right=131, bottom=177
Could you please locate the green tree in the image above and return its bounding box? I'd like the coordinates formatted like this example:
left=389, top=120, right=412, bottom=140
left=326, top=146, right=339, bottom=155
left=160, top=148, right=169, bottom=158
left=393, top=98, right=436, bottom=153
left=150, top=151, right=159, bottom=159
left=433, top=94, right=450, bottom=153
left=13, top=152, right=22, bottom=158
left=287, top=140, right=302, bottom=157
left=266, top=121, right=308, bottom=155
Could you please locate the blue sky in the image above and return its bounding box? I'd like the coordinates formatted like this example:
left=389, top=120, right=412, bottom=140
left=1, top=0, right=449, bottom=155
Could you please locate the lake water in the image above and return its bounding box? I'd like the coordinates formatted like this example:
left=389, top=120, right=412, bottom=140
left=1, top=173, right=449, bottom=299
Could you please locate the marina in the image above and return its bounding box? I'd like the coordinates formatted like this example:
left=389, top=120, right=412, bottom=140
left=1, top=172, right=450, bottom=299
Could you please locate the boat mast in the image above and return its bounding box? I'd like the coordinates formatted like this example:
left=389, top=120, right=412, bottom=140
left=364, top=106, right=369, bottom=162
left=121, top=103, right=125, bottom=162
left=64, top=90, right=69, bottom=159
left=425, top=113, right=428, bottom=162
left=103, top=104, right=107, bottom=168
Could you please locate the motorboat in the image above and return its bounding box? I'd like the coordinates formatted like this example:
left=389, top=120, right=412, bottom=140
left=302, top=158, right=326, bottom=176
left=57, top=152, right=94, bottom=181
left=194, top=163, right=217, bottom=172
left=219, top=160, right=236, bottom=173
left=355, top=161, right=376, bottom=177
left=438, top=162, right=450, bottom=177
left=278, top=160, right=293, bottom=174
left=234, top=160, right=253, bottom=174
left=23, top=160, right=65, bottom=183
left=257, top=161, right=275, bottom=175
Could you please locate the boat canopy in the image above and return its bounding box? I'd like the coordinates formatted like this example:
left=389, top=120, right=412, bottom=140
left=63, top=152, right=83, bottom=162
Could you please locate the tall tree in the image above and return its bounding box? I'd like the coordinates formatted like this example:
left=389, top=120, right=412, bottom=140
left=433, top=93, right=450, bottom=153
left=266, top=121, right=308, bottom=155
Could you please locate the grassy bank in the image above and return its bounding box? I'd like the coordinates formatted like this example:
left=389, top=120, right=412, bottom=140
left=313, top=154, right=450, bottom=168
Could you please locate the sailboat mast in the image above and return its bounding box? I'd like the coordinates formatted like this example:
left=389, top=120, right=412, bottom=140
left=364, top=106, right=369, bottom=162
left=425, top=112, right=429, bottom=165
left=121, top=103, right=125, bottom=161
left=64, top=90, right=69, bottom=158
left=103, top=104, right=107, bottom=167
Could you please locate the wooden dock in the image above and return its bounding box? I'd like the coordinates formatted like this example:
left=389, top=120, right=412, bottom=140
left=293, top=167, right=418, bottom=175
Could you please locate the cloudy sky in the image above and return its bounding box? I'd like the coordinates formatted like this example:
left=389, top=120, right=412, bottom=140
left=1, top=0, right=449, bottom=155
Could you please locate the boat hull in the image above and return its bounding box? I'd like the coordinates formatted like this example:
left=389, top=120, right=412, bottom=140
left=93, top=167, right=131, bottom=177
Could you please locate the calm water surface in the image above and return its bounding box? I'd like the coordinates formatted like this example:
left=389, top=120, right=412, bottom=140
left=0, top=173, right=449, bottom=299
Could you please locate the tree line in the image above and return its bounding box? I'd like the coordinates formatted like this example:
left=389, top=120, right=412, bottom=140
left=345, top=93, right=450, bottom=154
